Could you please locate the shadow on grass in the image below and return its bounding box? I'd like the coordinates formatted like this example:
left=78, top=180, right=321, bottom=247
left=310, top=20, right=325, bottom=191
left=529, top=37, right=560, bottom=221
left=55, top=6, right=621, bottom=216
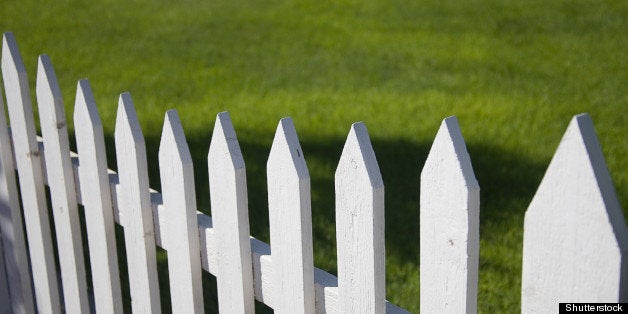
left=95, top=126, right=547, bottom=312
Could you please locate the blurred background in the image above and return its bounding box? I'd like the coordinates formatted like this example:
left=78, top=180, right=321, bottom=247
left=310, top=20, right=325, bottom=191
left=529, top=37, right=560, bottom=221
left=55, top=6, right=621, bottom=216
left=1, top=0, right=626, bottom=312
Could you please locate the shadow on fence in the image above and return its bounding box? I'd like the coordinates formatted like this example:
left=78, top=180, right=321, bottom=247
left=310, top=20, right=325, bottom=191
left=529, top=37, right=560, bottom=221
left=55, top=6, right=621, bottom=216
left=2, top=30, right=625, bottom=313
left=94, top=127, right=548, bottom=312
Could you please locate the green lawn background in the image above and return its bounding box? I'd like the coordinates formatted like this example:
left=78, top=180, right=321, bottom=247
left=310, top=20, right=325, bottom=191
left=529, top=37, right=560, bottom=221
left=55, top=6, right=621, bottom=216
left=1, top=0, right=626, bottom=312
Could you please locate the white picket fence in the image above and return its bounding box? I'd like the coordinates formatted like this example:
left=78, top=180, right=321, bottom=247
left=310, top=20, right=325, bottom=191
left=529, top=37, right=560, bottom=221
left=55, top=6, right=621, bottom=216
left=0, top=31, right=626, bottom=313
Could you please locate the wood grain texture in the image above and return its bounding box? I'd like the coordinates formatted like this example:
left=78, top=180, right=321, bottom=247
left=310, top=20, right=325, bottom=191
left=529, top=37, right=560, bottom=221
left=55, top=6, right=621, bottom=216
left=335, top=122, right=385, bottom=314
left=207, top=112, right=254, bottom=313
left=159, top=110, right=204, bottom=313
left=267, top=117, right=315, bottom=314
left=1, top=32, right=60, bottom=313
left=37, top=54, right=89, bottom=314
left=14, top=113, right=410, bottom=314
left=114, top=92, right=161, bottom=313
left=74, top=79, right=123, bottom=313
left=420, top=116, right=479, bottom=314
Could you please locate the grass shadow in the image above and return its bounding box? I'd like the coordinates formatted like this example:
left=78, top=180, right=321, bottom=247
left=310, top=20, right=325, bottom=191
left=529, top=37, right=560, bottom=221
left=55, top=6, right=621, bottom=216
left=98, top=123, right=549, bottom=312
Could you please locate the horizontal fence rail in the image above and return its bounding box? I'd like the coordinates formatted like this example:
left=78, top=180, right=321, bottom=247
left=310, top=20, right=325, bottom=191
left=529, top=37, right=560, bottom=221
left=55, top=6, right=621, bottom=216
left=0, top=32, right=626, bottom=313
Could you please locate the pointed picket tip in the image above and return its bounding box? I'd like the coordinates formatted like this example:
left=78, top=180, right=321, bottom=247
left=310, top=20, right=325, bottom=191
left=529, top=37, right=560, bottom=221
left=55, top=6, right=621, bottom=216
left=420, top=115, right=479, bottom=313
left=36, top=54, right=66, bottom=125
left=208, top=111, right=245, bottom=171
left=159, top=110, right=193, bottom=167
left=267, top=117, right=314, bottom=313
left=73, top=79, right=124, bottom=313
left=422, top=116, right=478, bottom=190
left=335, top=121, right=385, bottom=313
left=113, top=92, right=160, bottom=311
left=207, top=111, right=254, bottom=313
left=564, top=113, right=625, bottom=227
left=525, top=113, right=627, bottom=238
left=74, top=79, right=103, bottom=130
left=158, top=109, right=203, bottom=313
left=115, top=92, right=145, bottom=146
left=267, top=117, right=309, bottom=180
left=2, top=32, right=32, bottom=115
left=335, top=122, right=383, bottom=189
left=2, top=32, right=27, bottom=77
left=522, top=113, right=628, bottom=307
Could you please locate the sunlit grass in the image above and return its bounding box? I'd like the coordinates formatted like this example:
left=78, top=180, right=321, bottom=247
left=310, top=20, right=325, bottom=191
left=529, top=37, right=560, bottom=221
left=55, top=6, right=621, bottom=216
left=1, top=0, right=626, bottom=312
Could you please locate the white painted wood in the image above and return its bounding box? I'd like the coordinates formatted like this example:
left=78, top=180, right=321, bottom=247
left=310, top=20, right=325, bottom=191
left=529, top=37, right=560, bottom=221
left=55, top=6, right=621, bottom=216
left=251, top=237, right=273, bottom=306
left=313, top=268, right=338, bottom=314
left=420, top=116, right=480, bottom=314
left=311, top=270, right=406, bottom=314
left=3, top=92, right=411, bottom=313
left=36, top=54, right=90, bottom=314
left=249, top=237, right=403, bottom=313
left=74, top=79, right=123, bottom=313
left=207, top=111, right=254, bottom=313
left=114, top=92, right=161, bottom=313
left=159, top=110, right=204, bottom=313
left=1, top=32, right=61, bottom=313
left=0, top=73, right=35, bottom=313
left=32, top=125, right=408, bottom=314
left=197, top=213, right=216, bottom=272
left=335, top=122, right=385, bottom=314
left=267, top=117, right=315, bottom=314
left=522, top=113, right=628, bottom=311
left=108, top=170, right=167, bottom=252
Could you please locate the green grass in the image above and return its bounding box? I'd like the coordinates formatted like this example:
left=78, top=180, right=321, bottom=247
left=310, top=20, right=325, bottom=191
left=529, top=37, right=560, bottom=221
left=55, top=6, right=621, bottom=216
left=1, top=0, right=626, bottom=312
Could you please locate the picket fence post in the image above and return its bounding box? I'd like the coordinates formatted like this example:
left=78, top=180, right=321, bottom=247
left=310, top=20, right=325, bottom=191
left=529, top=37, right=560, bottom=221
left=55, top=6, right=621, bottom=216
left=2, top=33, right=628, bottom=314
left=74, top=79, right=124, bottom=313
left=1, top=32, right=61, bottom=313
left=208, top=112, right=255, bottom=313
left=114, top=92, right=161, bottom=313
left=37, top=54, right=90, bottom=314
left=522, top=113, right=628, bottom=311
left=268, top=117, right=315, bottom=314
left=335, top=122, right=386, bottom=314
left=159, top=110, right=204, bottom=313
left=0, top=55, right=35, bottom=313
left=420, top=116, right=480, bottom=314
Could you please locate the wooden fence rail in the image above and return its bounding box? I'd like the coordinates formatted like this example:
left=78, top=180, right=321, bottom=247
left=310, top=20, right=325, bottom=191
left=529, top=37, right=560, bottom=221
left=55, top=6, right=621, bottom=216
left=0, top=32, right=626, bottom=313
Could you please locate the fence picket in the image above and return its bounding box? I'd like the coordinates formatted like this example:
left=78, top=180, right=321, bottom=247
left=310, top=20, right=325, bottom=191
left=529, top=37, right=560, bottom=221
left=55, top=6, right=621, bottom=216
left=0, top=72, right=35, bottom=313
left=114, top=92, right=161, bottom=313
left=420, top=116, right=480, bottom=314
left=1, top=32, right=61, bottom=313
left=3, top=30, right=627, bottom=314
left=335, top=122, right=385, bottom=314
left=207, top=111, right=254, bottom=313
left=522, top=113, right=628, bottom=311
left=267, top=117, right=315, bottom=314
left=159, top=110, right=204, bottom=313
left=36, top=54, right=90, bottom=313
left=74, top=79, right=123, bottom=313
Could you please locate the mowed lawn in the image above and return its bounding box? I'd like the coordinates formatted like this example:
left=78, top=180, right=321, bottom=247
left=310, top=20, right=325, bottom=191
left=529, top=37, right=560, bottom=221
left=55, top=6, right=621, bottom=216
left=1, top=0, right=626, bottom=312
